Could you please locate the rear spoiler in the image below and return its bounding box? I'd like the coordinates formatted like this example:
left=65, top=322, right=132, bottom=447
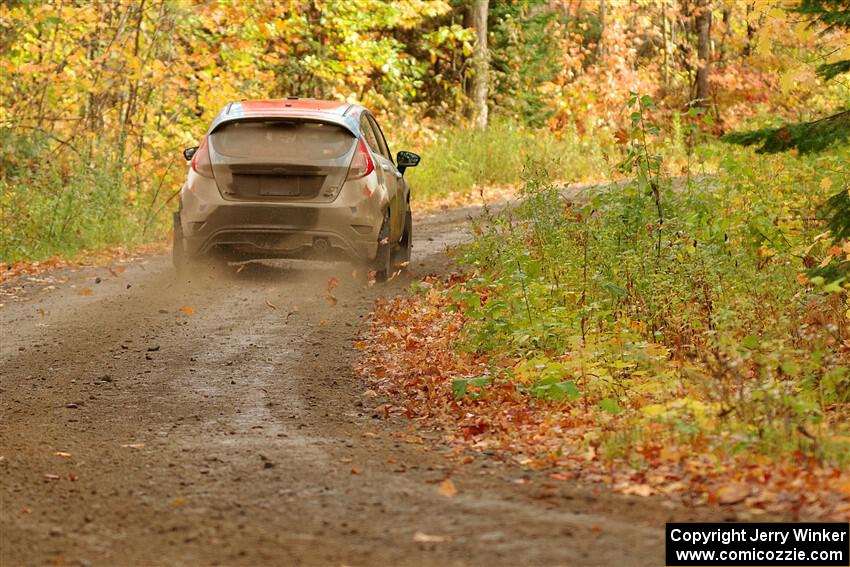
left=207, top=107, right=359, bottom=137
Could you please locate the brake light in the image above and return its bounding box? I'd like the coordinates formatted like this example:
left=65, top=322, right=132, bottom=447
left=346, top=138, right=374, bottom=180
left=191, top=137, right=214, bottom=178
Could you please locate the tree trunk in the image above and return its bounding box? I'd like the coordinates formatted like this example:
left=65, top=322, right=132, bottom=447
left=596, top=0, right=606, bottom=58
left=471, top=0, right=489, bottom=130
left=743, top=2, right=756, bottom=57
left=661, top=0, right=669, bottom=87
left=694, top=0, right=712, bottom=106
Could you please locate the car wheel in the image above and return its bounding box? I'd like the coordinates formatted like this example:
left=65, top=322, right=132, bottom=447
left=391, top=209, right=412, bottom=270
left=172, top=212, right=190, bottom=276
left=173, top=213, right=228, bottom=278
left=372, top=212, right=392, bottom=281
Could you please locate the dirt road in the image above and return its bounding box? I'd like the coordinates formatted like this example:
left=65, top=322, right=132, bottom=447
left=1, top=205, right=719, bottom=567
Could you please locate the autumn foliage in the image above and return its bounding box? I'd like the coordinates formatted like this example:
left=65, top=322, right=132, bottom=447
left=1, top=0, right=848, bottom=262
left=359, top=148, right=850, bottom=518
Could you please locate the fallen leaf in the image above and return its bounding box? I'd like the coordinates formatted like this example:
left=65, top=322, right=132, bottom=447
left=44, top=474, right=61, bottom=481
left=54, top=452, right=71, bottom=458
left=180, top=306, right=194, bottom=314
left=620, top=483, right=653, bottom=497
left=79, top=287, right=94, bottom=296
left=170, top=497, right=187, bottom=508
left=413, top=532, right=445, bottom=543
left=716, top=482, right=750, bottom=505
left=265, top=298, right=277, bottom=310
left=326, top=277, right=339, bottom=306
left=438, top=478, right=458, bottom=497
left=120, top=443, right=145, bottom=449
left=108, top=266, right=126, bottom=277
left=350, top=467, right=361, bottom=475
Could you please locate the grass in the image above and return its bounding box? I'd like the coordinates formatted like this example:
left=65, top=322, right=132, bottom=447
left=401, top=119, right=612, bottom=199
left=0, top=130, right=175, bottom=264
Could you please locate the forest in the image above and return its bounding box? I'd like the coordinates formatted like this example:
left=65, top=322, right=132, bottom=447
left=2, top=0, right=850, bottom=523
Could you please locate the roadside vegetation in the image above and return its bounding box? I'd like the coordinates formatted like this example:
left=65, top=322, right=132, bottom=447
left=402, top=120, right=612, bottom=199
left=361, top=108, right=850, bottom=517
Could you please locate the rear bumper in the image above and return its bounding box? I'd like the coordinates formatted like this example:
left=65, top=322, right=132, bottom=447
left=182, top=203, right=380, bottom=260
left=178, top=165, right=390, bottom=262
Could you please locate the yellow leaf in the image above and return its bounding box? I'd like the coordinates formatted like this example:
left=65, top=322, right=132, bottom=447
left=820, top=177, right=833, bottom=190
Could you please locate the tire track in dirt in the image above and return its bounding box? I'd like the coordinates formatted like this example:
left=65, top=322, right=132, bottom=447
left=1, top=205, right=727, bottom=567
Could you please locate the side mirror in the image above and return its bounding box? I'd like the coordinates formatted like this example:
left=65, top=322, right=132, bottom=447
left=396, top=150, right=420, bottom=175
left=183, top=146, right=198, bottom=161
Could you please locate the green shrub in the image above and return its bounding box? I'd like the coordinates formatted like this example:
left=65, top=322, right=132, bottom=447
left=0, top=130, right=171, bottom=263
left=453, top=120, right=850, bottom=462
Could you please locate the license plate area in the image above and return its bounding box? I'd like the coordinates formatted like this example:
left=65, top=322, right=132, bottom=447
left=231, top=174, right=325, bottom=200
left=258, top=178, right=302, bottom=197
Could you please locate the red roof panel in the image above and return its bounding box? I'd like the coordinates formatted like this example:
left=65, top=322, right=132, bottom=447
left=238, top=99, right=349, bottom=113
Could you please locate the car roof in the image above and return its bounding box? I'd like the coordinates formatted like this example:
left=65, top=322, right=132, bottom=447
left=208, top=98, right=364, bottom=135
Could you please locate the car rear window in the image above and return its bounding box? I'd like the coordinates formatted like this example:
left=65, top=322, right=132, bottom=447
left=210, top=121, right=355, bottom=161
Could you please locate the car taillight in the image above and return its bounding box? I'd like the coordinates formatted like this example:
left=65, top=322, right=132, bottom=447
left=191, top=137, right=214, bottom=178
left=346, top=138, right=374, bottom=180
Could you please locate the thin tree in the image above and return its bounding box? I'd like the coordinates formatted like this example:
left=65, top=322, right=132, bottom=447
left=694, top=0, right=712, bottom=106
left=471, top=0, right=490, bottom=129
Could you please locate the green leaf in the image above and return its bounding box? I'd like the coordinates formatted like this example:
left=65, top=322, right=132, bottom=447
left=451, top=376, right=491, bottom=399
left=780, top=361, right=801, bottom=376
left=602, top=282, right=627, bottom=297
left=599, top=398, right=622, bottom=414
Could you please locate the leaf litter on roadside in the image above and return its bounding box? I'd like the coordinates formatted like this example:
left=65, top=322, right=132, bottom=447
left=356, top=274, right=850, bottom=520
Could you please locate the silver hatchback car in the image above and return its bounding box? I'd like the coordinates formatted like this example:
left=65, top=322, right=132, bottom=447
left=174, top=98, right=420, bottom=278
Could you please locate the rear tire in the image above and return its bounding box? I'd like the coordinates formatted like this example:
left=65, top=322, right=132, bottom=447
left=391, top=209, right=412, bottom=271
left=173, top=213, right=228, bottom=278
left=372, top=212, right=392, bottom=282
left=172, top=213, right=190, bottom=276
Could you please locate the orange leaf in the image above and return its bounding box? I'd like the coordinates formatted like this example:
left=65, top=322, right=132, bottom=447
left=438, top=478, right=457, bottom=497
left=180, top=306, right=194, bottom=314
left=715, top=482, right=750, bottom=505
